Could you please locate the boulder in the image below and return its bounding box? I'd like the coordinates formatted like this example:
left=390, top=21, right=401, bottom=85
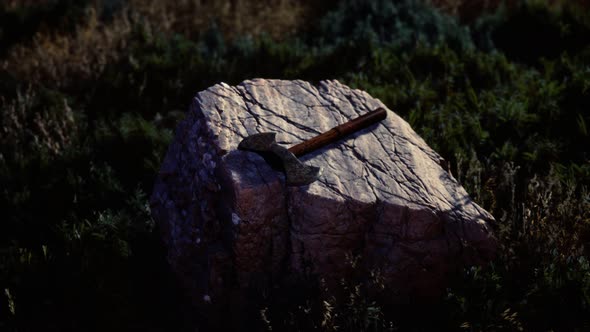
left=150, top=79, right=496, bottom=305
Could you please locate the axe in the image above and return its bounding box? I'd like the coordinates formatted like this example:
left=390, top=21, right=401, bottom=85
left=238, top=107, right=387, bottom=186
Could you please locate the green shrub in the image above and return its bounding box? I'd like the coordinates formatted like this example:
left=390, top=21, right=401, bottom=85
left=473, top=0, right=590, bottom=63
left=314, top=0, right=473, bottom=51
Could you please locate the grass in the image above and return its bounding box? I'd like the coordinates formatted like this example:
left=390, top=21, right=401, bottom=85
left=1, top=0, right=589, bottom=331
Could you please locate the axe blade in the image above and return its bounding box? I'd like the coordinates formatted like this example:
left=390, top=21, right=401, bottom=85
left=270, top=143, right=321, bottom=186
left=238, top=132, right=321, bottom=186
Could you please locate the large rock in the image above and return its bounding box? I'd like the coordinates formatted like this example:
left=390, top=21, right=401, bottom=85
left=150, top=79, right=496, bottom=305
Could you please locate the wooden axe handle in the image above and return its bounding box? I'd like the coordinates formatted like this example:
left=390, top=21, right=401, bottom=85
left=288, top=107, right=387, bottom=157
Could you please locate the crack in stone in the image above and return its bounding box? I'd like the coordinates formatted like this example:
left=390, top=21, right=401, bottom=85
left=236, top=84, right=322, bottom=136
left=392, top=136, right=436, bottom=206
left=270, top=83, right=327, bottom=109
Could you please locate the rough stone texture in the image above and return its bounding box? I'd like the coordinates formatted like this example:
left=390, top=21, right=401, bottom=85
left=150, top=79, right=496, bottom=304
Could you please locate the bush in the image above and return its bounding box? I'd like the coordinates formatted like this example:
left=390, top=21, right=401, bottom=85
left=315, top=0, right=474, bottom=51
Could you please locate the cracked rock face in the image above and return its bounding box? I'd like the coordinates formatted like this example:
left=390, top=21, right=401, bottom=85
left=150, top=79, right=496, bottom=303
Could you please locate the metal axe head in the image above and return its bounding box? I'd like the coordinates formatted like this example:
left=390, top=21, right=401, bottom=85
left=238, top=133, right=320, bottom=186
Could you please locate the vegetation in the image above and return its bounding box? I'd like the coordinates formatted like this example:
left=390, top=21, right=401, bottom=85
left=1, top=0, right=589, bottom=330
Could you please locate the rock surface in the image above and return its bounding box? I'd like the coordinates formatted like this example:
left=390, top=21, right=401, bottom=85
left=150, top=79, right=496, bottom=304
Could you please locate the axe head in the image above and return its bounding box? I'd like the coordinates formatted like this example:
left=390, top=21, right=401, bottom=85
left=238, top=132, right=320, bottom=186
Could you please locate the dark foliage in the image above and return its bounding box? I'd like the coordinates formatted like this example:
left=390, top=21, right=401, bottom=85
left=0, top=0, right=92, bottom=55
